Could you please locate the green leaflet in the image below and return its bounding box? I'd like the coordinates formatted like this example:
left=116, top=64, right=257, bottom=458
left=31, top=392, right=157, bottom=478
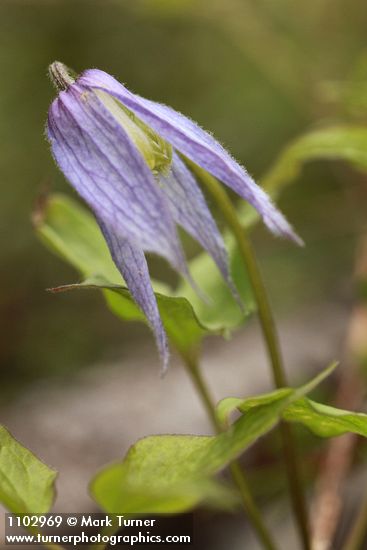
left=0, top=426, right=57, bottom=514
left=218, top=362, right=367, bottom=439
left=282, top=399, right=367, bottom=438
left=262, top=125, right=367, bottom=196
left=91, top=364, right=334, bottom=514
left=232, top=125, right=367, bottom=233
left=51, top=277, right=209, bottom=359
left=91, top=436, right=238, bottom=515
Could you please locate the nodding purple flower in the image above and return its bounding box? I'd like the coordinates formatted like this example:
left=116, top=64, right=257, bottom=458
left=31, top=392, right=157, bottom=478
left=47, top=61, right=301, bottom=373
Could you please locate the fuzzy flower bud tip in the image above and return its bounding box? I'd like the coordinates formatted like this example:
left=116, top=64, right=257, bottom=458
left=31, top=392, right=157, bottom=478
left=49, top=61, right=76, bottom=91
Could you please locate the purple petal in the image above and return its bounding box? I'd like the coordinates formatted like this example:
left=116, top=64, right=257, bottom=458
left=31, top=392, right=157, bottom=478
left=47, top=83, right=189, bottom=275
left=79, top=69, right=302, bottom=244
left=160, top=153, right=241, bottom=304
left=98, top=220, right=169, bottom=374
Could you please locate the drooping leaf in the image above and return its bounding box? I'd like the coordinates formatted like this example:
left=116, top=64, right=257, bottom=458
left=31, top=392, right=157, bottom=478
left=35, top=193, right=122, bottom=284
left=282, top=398, right=367, bottom=438
left=216, top=397, right=244, bottom=427
left=91, top=364, right=334, bottom=514
left=218, top=362, right=367, bottom=439
left=261, top=125, right=367, bottom=197
left=51, top=277, right=210, bottom=359
left=217, top=124, right=367, bottom=234
left=176, top=241, right=255, bottom=331
left=0, top=426, right=57, bottom=514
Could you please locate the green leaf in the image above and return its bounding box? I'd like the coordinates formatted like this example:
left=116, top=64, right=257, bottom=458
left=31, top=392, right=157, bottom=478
left=282, top=398, right=367, bottom=438
left=51, top=277, right=210, bottom=358
left=176, top=237, right=255, bottom=331
left=35, top=193, right=250, bottom=360
left=91, top=364, right=334, bottom=514
left=217, top=362, right=338, bottom=423
left=219, top=362, right=367, bottom=440
left=228, top=125, right=367, bottom=232
left=91, top=436, right=238, bottom=515
left=216, top=397, right=244, bottom=427
left=35, top=193, right=123, bottom=284
left=262, top=125, right=367, bottom=197
left=0, top=426, right=57, bottom=514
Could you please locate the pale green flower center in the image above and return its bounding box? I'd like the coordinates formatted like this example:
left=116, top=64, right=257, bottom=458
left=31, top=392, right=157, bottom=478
left=95, top=89, right=172, bottom=175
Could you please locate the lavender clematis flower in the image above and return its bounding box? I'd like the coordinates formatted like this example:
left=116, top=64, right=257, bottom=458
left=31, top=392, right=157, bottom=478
left=47, top=62, right=300, bottom=373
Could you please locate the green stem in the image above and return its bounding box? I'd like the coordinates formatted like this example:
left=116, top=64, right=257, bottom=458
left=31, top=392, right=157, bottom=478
left=187, top=160, right=310, bottom=550
left=343, top=493, right=367, bottom=550
left=184, top=356, right=278, bottom=550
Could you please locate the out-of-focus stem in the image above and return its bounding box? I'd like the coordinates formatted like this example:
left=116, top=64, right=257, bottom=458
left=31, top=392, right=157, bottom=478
left=343, top=494, right=367, bottom=550
left=338, top=236, right=367, bottom=550
left=184, top=356, right=278, bottom=550
left=187, top=160, right=310, bottom=550
left=311, top=367, right=363, bottom=550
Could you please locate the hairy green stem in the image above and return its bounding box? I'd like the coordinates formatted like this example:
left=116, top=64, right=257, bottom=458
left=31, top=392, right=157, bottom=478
left=343, top=493, right=367, bottom=550
left=184, top=356, right=278, bottom=550
left=187, top=160, right=310, bottom=550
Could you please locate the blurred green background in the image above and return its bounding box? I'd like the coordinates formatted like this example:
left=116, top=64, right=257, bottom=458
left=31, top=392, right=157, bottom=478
left=1, top=0, right=367, bottom=393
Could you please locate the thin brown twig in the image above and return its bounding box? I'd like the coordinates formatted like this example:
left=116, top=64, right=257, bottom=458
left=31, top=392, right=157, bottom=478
left=311, top=379, right=363, bottom=550
left=311, top=236, right=367, bottom=550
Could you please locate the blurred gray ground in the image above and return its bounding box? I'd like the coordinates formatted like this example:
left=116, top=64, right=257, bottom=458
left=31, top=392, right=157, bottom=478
left=0, top=301, right=348, bottom=548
